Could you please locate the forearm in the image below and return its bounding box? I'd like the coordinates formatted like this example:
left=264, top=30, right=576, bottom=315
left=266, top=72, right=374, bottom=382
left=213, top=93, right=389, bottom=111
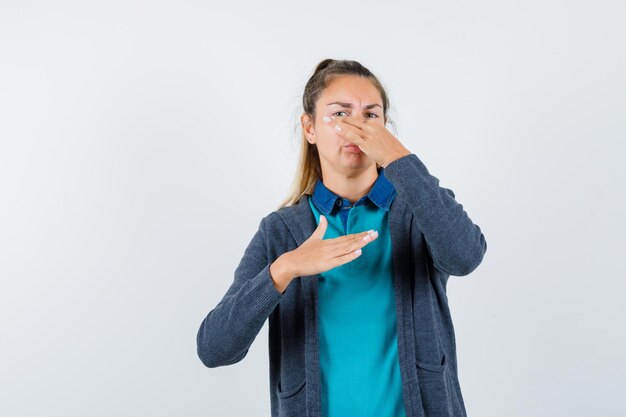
left=383, top=153, right=487, bottom=276
left=196, top=264, right=283, bottom=368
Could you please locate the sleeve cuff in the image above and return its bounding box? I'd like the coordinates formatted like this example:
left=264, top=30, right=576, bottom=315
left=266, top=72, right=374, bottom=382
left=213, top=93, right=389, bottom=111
left=247, top=264, right=284, bottom=314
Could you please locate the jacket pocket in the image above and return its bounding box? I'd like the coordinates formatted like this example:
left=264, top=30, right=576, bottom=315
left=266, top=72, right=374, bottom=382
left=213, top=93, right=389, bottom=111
left=416, top=353, right=453, bottom=417
left=276, top=378, right=306, bottom=417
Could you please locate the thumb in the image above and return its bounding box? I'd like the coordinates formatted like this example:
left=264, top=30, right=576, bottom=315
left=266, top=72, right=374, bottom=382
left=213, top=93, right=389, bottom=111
left=310, top=214, right=327, bottom=240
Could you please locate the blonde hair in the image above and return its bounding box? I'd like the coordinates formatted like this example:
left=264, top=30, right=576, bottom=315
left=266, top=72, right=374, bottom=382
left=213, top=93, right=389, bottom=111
left=277, top=58, right=396, bottom=210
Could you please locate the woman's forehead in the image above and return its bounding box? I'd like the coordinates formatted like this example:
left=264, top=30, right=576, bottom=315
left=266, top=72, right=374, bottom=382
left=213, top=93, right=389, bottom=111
left=319, top=80, right=382, bottom=107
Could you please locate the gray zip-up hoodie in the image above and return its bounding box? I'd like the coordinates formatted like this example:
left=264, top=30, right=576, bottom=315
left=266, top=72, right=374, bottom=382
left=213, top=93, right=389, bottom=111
left=196, top=153, right=488, bottom=417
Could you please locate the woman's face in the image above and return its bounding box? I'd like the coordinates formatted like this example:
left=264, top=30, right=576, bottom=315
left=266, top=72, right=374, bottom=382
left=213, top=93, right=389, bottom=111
left=303, top=75, right=386, bottom=177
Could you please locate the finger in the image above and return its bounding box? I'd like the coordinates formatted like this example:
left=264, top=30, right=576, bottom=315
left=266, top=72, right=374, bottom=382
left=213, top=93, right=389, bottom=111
left=343, top=129, right=365, bottom=145
left=338, top=117, right=366, bottom=130
left=336, top=120, right=366, bottom=142
left=332, top=119, right=367, bottom=146
left=344, top=230, right=379, bottom=253
left=336, top=117, right=380, bottom=141
left=311, top=214, right=328, bottom=240
left=328, top=230, right=373, bottom=246
left=324, top=116, right=363, bottom=134
left=360, top=230, right=379, bottom=244
left=329, top=245, right=364, bottom=268
left=332, top=230, right=379, bottom=253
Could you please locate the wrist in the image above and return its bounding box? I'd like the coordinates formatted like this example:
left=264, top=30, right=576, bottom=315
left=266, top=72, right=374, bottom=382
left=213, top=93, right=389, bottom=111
left=269, top=254, right=294, bottom=294
left=382, top=149, right=411, bottom=168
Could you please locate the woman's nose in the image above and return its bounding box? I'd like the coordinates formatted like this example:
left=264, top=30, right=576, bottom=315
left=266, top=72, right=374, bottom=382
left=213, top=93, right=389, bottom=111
left=347, top=114, right=368, bottom=122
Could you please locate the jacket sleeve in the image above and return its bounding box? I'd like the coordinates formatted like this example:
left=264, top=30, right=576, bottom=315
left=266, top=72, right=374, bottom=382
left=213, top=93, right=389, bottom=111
left=383, top=153, right=487, bottom=276
left=196, top=215, right=284, bottom=368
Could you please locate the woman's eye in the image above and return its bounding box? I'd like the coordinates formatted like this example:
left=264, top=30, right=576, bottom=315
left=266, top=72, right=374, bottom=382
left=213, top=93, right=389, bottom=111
left=332, top=111, right=379, bottom=118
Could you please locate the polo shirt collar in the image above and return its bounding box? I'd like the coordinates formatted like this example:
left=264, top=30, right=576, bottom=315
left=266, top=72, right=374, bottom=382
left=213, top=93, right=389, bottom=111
left=311, top=167, right=397, bottom=216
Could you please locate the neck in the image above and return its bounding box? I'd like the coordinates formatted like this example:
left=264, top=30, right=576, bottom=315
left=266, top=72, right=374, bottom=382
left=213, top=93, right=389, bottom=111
left=321, top=166, right=379, bottom=204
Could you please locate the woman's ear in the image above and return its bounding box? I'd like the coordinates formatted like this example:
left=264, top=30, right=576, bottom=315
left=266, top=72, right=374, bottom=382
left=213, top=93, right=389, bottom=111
left=301, top=113, right=316, bottom=144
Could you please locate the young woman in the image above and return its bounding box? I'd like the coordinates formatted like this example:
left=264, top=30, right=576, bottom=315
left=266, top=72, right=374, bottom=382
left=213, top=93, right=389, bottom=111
left=197, top=59, right=487, bottom=417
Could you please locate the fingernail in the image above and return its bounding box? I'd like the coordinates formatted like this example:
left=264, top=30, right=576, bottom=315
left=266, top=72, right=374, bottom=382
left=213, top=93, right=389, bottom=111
left=354, top=248, right=362, bottom=255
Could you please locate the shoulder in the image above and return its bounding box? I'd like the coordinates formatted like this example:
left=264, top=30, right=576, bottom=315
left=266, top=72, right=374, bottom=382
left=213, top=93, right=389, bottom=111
left=258, top=196, right=307, bottom=233
left=259, top=211, right=286, bottom=231
left=253, top=198, right=308, bottom=259
left=265, top=195, right=311, bottom=233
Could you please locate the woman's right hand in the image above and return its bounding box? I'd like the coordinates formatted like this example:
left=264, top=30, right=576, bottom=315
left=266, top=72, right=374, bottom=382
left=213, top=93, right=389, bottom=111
left=270, top=215, right=379, bottom=292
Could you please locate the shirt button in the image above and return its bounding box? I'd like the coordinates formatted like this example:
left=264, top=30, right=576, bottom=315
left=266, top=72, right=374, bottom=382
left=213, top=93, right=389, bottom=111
left=335, top=200, right=343, bottom=206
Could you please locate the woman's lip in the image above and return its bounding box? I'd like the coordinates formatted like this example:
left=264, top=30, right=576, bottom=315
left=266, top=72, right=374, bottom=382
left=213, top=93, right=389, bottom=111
left=344, top=144, right=362, bottom=153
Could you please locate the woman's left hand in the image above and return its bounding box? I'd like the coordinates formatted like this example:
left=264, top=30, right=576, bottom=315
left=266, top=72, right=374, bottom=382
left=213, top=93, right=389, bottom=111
left=323, top=115, right=412, bottom=168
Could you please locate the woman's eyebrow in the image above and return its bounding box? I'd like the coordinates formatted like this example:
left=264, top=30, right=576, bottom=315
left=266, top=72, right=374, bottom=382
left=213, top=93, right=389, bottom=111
left=326, top=102, right=382, bottom=109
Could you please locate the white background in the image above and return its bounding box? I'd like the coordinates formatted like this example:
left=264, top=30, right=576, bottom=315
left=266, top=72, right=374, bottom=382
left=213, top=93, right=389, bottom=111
left=1, top=0, right=624, bottom=416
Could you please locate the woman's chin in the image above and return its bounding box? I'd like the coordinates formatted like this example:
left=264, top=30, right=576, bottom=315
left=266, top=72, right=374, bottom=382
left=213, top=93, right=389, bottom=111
left=342, top=152, right=372, bottom=168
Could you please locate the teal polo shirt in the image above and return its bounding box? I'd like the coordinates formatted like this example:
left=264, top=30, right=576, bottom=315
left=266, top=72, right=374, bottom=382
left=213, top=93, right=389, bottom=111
left=308, top=167, right=406, bottom=417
